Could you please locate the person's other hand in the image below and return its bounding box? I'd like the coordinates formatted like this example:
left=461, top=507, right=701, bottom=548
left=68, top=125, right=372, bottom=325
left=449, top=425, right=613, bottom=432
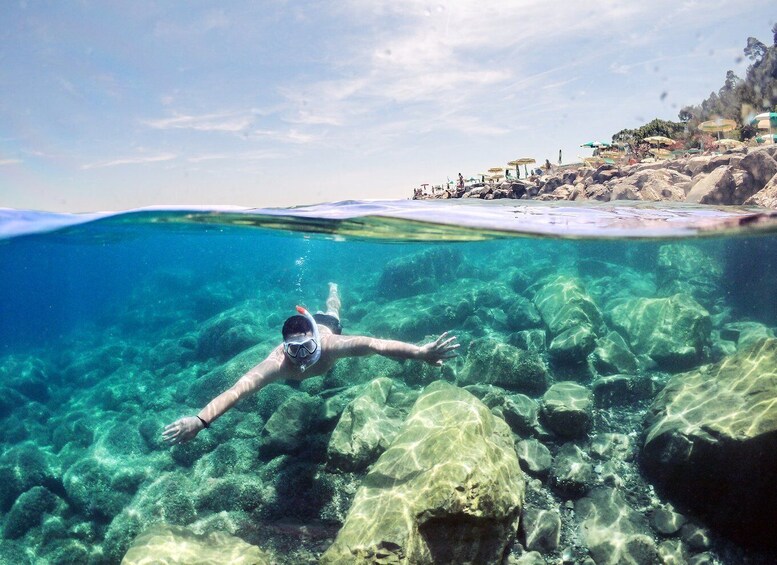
left=420, top=332, right=460, bottom=366
left=162, top=416, right=204, bottom=445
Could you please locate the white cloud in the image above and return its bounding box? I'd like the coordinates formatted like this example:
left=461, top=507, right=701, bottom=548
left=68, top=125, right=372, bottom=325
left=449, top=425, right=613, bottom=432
left=187, top=149, right=286, bottom=163
left=0, top=158, right=21, bottom=165
left=82, top=153, right=177, bottom=170
left=144, top=112, right=254, bottom=133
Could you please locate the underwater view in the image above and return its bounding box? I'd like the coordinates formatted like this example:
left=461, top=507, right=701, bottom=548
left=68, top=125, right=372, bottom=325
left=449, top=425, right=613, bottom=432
left=1, top=200, right=777, bottom=564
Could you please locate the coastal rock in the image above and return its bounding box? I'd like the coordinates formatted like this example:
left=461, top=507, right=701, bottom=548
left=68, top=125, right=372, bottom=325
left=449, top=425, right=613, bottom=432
left=502, top=394, right=539, bottom=437
left=532, top=276, right=603, bottom=335
left=549, top=443, right=594, bottom=497
left=609, top=294, right=711, bottom=371
left=609, top=169, right=690, bottom=202
left=745, top=171, right=777, bottom=208
left=520, top=506, right=561, bottom=553
left=575, top=487, right=659, bottom=565
left=591, top=331, right=639, bottom=375
left=541, top=382, right=593, bottom=439
left=731, top=169, right=760, bottom=203
left=122, top=524, right=273, bottom=565
left=739, top=148, right=777, bottom=187
left=320, top=381, right=525, bottom=565
left=194, top=302, right=265, bottom=362
left=685, top=166, right=735, bottom=204
left=377, top=247, right=463, bottom=300
left=548, top=324, right=597, bottom=363
left=592, top=164, right=624, bottom=184
left=0, top=443, right=61, bottom=513
left=508, top=329, right=546, bottom=353
left=641, top=338, right=777, bottom=547
left=505, top=296, right=542, bottom=331
left=3, top=486, right=60, bottom=539
left=458, top=337, right=549, bottom=395
left=326, top=378, right=405, bottom=472
left=259, top=393, right=325, bottom=456
left=589, top=433, right=631, bottom=461
left=656, top=244, right=722, bottom=308
left=515, top=439, right=552, bottom=478
left=592, top=375, right=654, bottom=408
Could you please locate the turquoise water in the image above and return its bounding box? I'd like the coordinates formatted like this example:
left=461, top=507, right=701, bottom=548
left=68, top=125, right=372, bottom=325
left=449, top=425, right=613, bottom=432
left=1, top=200, right=777, bottom=564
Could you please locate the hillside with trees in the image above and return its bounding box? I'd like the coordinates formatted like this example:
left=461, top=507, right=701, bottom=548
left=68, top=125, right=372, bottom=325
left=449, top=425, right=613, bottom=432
left=611, top=24, right=777, bottom=150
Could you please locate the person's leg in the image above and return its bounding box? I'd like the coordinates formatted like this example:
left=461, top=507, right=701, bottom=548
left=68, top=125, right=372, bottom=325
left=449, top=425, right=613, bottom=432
left=325, top=282, right=341, bottom=320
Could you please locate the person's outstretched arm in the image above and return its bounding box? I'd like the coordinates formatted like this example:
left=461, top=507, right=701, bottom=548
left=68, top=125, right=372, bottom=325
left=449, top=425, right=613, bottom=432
left=162, top=348, right=285, bottom=445
left=329, top=332, right=459, bottom=366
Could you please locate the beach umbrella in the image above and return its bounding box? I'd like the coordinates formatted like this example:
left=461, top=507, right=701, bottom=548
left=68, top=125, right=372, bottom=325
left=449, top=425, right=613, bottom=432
left=715, top=138, right=744, bottom=149
left=488, top=167, right=505, bottom=174
left=643, top=136, right=674, bottom=146
left=649, top=148, right=671, bottom=159
left=508, top=158, right=536, bottom=177
left=755, top=134, right=777, bottom=144
left=751, top=112, right=777, bottom=138
left=698, top=118, right=737, bottom=139
left=580, top=141, right=611, bottom=148
left=750, top=112, right=777, bottom=129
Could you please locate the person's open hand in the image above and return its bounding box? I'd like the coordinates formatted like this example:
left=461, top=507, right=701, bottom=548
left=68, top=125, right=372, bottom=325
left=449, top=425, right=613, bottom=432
left=420, top=332, right=460, bottom=366
left=162, top=416, right=204, bottom=445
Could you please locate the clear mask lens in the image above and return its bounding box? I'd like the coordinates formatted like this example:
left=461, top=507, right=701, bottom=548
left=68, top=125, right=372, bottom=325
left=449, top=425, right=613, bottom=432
left=285, top=339, right=317, bottom=358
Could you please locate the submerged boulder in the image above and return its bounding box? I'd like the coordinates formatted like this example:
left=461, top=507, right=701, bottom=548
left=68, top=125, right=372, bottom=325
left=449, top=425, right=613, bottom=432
left=458, top=337, right=549, bottom=395
left=122, top=523, right=273, bottom=564
left=326, top=378, right=406, bottom=472
left=656, top=244, right=722, bottom=307
left=609, top=294, right=710, bottom=371
left=641, top=338, right=777, bottom=547
left=541, top=382, right=593, bottom=439
left=320, top=381, right=524, bottom=565
left=533, top=276, right=603, bottom=337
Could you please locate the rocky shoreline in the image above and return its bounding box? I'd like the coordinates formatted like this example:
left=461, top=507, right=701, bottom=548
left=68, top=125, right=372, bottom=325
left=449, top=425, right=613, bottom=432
left=414, top=145, right=777, bottom=209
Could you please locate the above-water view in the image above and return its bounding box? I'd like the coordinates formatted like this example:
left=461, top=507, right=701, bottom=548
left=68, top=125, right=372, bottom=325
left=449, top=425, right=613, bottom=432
left=2, top=200, right=777, bottom=565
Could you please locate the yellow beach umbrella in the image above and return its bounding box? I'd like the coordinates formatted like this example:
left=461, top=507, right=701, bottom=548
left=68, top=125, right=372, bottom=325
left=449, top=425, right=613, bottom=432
left=716, top=138, right=744, bottom=149
left=508, top=158, right=536, bottom=177
left=698, top=118, right=737, bottom=140
left=649, top=148, right=671, bottom=159
left=488, top=167, right=505, bottom=173
left=643, top=136, right=674, bottom=146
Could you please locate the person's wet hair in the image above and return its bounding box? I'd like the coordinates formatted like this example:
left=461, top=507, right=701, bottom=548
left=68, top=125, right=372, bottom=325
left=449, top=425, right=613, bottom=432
left=282, top=315, right=313, bottom=339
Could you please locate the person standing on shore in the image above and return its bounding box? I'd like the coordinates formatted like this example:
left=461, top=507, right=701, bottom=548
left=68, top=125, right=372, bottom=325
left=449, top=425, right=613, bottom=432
left=558, top=149, right=562, bottom=165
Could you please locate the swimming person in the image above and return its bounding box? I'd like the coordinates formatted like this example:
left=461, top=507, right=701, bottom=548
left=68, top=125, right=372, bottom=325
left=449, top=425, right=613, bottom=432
left=162, top=283, right=459, bottom=444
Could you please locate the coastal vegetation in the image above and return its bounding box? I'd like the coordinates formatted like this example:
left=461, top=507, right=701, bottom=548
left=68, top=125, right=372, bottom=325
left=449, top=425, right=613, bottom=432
left=612, top=25, right=777, bottom=149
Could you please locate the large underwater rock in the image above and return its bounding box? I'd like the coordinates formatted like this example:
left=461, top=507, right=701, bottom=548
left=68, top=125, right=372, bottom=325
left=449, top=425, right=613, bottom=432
left=541, top=382, right=593, bottom=439
left=122, top=523, right=273, bottom=564
left=609, top=294, right=710, bottom=371
left=377, top=247, right=464, bottom=300
left=656, top=244, right=722, bottom=307
left=259, top=393, right=325, bottom=456
left=326, top=377, right=406, bottom=472
left=641, top=338, right=777, bottom=547
left=320, top=381, right=525, bottom=565
left=193, top=302, right=266, bottom=362
left=458, top=337, right=549, bottom=395
left=532, top=276, right=603, bottom=364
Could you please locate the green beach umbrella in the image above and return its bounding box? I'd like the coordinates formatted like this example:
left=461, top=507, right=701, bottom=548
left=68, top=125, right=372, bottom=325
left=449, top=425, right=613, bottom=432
left=580, top=141, right=611, bottom=148
left=755, top=134, right=777, bottom=144
left=750, top=112, right=777, bottom=130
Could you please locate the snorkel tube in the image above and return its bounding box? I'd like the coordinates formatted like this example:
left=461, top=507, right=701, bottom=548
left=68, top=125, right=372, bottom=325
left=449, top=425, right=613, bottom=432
left=293, top=305, right=321, bottom=372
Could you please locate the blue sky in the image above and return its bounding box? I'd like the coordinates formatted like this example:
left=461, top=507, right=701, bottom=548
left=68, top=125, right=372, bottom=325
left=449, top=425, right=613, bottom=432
left=0, top=1, right=774, bottom=212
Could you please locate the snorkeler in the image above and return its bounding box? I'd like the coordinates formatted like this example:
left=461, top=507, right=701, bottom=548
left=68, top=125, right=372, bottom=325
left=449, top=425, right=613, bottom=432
left=162, top=283, right=459, bottom=444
